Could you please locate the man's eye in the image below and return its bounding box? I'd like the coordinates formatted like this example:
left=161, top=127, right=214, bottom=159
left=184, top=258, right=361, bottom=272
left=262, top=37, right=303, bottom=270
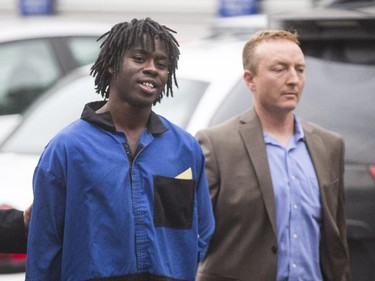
left=157, top=62, right=167, bottom=69
left=297, top=67, right=305, bottom=73
left=134, top=56, right=144, bottom=63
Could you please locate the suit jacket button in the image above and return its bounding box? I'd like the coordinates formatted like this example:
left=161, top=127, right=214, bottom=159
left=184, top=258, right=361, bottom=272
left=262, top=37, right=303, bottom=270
left=271, top=246, right=277, bottom=254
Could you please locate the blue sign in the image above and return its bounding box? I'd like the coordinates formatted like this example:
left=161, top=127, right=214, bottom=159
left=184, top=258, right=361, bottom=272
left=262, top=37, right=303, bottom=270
left=218, top=0, right=258, bottom=17
left=19, top=0, right=55, bottom=16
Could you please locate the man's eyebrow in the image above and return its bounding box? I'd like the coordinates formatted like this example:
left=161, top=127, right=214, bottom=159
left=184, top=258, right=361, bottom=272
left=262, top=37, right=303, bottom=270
left=128, top=47, right=146, bottom=53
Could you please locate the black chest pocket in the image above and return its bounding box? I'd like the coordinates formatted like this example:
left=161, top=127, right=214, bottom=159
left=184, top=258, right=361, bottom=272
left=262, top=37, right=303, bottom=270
left=153, top=175, right=195, bottom=229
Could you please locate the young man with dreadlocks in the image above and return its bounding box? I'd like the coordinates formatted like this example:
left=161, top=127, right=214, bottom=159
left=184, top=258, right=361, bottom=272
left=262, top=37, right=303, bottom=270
left=26, top=18, right=215, bottom=281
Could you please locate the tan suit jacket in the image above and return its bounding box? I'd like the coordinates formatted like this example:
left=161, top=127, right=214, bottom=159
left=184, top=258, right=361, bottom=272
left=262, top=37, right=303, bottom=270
left=195, top=108, right=350, bottom=281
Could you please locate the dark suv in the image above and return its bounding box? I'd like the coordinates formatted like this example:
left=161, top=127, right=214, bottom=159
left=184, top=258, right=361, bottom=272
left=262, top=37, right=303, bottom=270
left=269, top=8, right=375, bottom=281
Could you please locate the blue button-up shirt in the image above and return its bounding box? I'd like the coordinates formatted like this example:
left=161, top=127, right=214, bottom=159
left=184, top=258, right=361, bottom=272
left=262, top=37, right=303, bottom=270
left=264, top=116, right=323, bottom=281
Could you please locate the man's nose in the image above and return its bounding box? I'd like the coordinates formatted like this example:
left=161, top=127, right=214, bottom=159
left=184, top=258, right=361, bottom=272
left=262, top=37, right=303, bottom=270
left=143, top=60, right=158, bottom=74
left=287, top=68, right=302, bottom=84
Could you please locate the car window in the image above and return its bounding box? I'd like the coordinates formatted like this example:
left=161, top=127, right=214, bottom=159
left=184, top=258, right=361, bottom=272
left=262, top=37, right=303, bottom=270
left=153, top=79, right=209, bottom=128
left=0, top=39, right=60, bottom=115
left=67, top=36, right=102, bottom=66
left=1, top=73, right=96, bottom=155
left=301, top=41, right=375, bottom=65
left=209, top=77, right=253, bottom=126
left=343, top=41, right=375, bottom=65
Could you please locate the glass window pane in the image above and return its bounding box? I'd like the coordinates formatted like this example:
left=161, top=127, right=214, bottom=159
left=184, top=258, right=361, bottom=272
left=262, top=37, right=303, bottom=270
left=153, top=79, right=209, bottom=128
left=2, top=74, right=96, bottom=154
left=67, top=37, right=101, bottom=66
left=0, top=39, right=60, bottom=115
left=209, top=77, right=253, bottom=127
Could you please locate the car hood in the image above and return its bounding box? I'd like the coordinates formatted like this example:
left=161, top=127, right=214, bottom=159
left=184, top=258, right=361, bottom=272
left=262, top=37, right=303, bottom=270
left=0, top=153, right=39, bottom=210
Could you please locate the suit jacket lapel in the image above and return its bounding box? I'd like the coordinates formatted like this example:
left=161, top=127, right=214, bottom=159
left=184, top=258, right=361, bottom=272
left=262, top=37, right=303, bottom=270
left=302, top=121, right=330, bottom=206
left=239, top=109, right=277, bottom=236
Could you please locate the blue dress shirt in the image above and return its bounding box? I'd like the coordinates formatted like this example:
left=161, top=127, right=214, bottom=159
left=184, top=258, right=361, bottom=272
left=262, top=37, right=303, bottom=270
left=264, top=116, right=323, bottom=281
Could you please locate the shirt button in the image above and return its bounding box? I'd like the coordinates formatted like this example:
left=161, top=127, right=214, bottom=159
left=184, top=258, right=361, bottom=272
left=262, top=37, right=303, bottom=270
left=292, top=263, right=297, bottom=268
left=291, top=176, right=296, bottom=181
left=271, top=246, right=277, bottom=254
left=293, top=204, right=298, bottom=209
left=292, top=234, right=298, bottom=239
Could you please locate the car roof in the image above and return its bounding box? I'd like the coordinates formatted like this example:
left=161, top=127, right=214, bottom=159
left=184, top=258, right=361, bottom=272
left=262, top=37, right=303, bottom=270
left=0, top=18, right=112, bottom=42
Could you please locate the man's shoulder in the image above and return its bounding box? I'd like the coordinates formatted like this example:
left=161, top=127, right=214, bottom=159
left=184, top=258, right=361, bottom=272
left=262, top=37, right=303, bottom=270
left=301, top=119, right=344, bottom=153
left=42, top=119, right=92, bottom=155
left=158, top=115, right=202, bottom=147
left=197, top=109, right=253, bottom=137
left=301, top=119, right=343, bottom=141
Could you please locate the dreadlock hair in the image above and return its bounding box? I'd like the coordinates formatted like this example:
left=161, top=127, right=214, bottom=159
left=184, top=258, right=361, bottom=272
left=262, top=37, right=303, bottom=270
left=90, top=17, right=180, bottom=104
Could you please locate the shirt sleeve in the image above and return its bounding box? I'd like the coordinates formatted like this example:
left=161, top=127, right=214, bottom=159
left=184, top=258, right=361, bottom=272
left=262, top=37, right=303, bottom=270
left=195, top=142, right=215, bottom=262
left=26, top=156, right=66, bottom=280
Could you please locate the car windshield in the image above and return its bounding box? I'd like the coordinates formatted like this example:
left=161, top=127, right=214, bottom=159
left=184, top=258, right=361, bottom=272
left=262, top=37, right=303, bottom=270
left=0, top=39, right=60, bottom=115
left=0, top=75, right=208, bottom=155
left=153, top=80, right=208, bottom=128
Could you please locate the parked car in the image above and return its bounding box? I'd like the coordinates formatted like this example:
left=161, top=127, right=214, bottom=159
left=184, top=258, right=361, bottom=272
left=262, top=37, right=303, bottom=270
left=0, top=18, right=111, bottom=142
left=271, top=10, right=375, bottom=281
left=325, top=0, right=375, bottom=9
left=1, top=14, right=374, bottom=280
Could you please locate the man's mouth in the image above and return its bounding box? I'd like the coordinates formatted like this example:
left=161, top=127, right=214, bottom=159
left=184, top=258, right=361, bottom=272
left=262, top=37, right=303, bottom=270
left=142, top=81, right=155, bottom=89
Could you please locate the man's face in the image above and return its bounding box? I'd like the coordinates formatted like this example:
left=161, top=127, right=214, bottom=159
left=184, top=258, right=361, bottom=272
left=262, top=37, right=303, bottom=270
left=109, top=37, right=170, bottom=108
left=245, top=39, right=305, bottom=115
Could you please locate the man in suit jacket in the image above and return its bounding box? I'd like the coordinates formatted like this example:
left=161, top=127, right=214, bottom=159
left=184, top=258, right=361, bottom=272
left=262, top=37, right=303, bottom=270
left=0, top=206, right=31, bottom=253
left=195, top=30, right=350, bottom=281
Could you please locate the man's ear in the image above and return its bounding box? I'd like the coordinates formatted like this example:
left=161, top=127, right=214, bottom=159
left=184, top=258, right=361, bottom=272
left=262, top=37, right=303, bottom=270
left=243, top=69, right=256, bottom=92
left=108, top=66, right=115, bottom=74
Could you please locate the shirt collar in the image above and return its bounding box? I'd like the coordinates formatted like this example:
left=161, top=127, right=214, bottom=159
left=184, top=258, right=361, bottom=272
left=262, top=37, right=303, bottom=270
left=263, top=114, right=305, bottom=145
left=294, top=114, right=305, bottom=142
left=80, top=101, right=168, bottom=135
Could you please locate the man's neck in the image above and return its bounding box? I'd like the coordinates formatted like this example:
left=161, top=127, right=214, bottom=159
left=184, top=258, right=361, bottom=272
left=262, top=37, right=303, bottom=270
left=256, top=108, right=295, bottom=147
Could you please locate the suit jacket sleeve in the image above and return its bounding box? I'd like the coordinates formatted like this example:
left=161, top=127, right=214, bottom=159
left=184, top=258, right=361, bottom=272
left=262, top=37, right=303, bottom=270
left=195, top=129, right=220, bottom=211
left=304, top=121, right=351, bottom=280
left=0, top=209, right=27, bottom=253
